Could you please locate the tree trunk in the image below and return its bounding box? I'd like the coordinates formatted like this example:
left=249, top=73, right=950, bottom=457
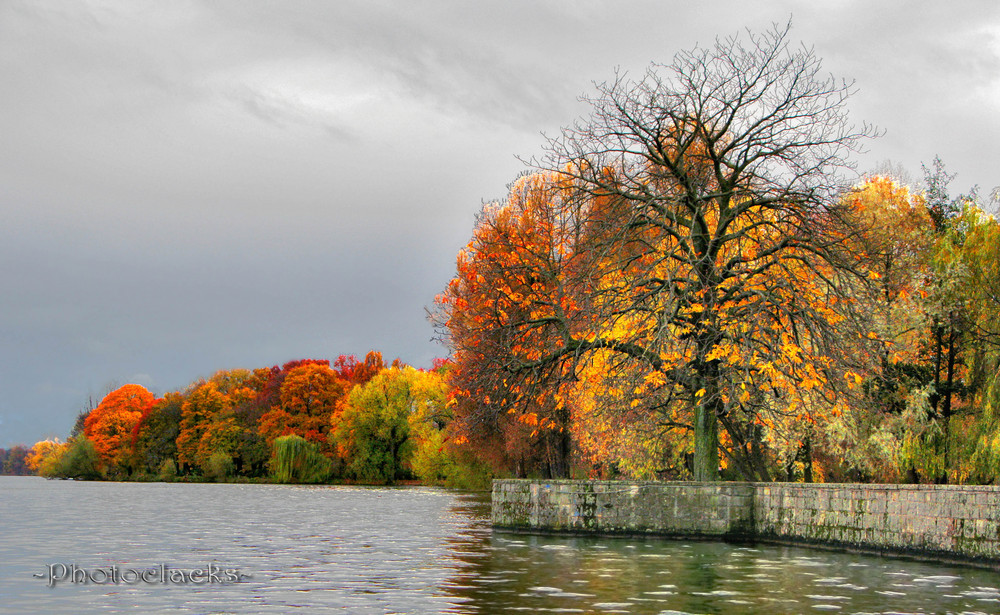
left=931, top=320, right=943, bottom=414
left=693, top=398, right=719, bottom=481
left=801, top=437, right=813, bottom=483
left=749, top=424, right=771, bottom=482
left=550, top=405, right=572, bottom=479
left=939, top=322, right=957, bottom=483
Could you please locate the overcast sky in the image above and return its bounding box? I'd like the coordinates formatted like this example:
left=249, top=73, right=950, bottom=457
left=2, top=0, right=998, bottom=447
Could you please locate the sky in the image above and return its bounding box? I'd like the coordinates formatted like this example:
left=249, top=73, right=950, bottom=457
left=2, top=0, right=998, bottom=448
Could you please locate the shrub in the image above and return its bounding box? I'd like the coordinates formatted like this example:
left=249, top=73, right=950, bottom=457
left=157, top=459, right=178, bottom=482
left=204, top=452, right=235, bottom=482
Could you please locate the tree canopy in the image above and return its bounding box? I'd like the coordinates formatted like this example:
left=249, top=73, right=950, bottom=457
left=437, top=23, right=877, bottom=480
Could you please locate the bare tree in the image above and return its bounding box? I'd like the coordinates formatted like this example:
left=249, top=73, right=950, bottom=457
left=536, top=23, right=877, bottom=480
left=439, top=22, right=876, bottom=481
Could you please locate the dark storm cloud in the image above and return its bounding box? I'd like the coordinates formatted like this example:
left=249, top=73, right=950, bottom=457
left=1, top=0, right=998, bottom=446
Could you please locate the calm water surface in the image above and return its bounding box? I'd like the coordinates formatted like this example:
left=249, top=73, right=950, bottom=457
left=1, top=476, right=999, bottom=614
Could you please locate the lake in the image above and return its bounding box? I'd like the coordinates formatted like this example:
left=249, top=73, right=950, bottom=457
left=1, top=476, right=998, bottom=613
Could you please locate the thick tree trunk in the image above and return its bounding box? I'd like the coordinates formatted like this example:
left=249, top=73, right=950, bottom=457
left=693, top=398, right=719, bottom=481
left=554, top=427, right=571, bottom=478
left=549, top=405, right=572, bottom=479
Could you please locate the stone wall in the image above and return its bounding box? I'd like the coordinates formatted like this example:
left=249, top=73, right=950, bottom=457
left=492, top=480, right=755, bottom=538
left=754, top=483, right=1000, bottom=562
left=493, top=479, right=1000, bottom=565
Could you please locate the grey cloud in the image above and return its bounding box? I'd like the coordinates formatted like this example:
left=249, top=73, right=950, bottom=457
left=1, top=0, right=998, bottom=447
left=225, top=83, right=358, bottom=141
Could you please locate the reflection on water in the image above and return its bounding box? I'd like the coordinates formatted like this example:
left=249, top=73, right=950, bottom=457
left=1, top=477, right=998, bottom=614
left=443, top=494, right=1000, bottom=615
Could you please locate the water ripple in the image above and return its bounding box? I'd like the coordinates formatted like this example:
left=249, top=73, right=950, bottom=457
left=3, top=476, right=1000, bottom=614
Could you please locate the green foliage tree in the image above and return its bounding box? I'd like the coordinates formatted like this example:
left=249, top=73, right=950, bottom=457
left=42, top=436, right=102, bottom=480
left=131, top=392, right=184, bottom=476
left=819, top=167, right=1000, bottom=484
left=402, top=366, right=464, bottom=486
left=950, top=198, right=1000, bottom=482
left=331, top=368, right=420, bottom=484
left=270, top=434, right=332, bottom=484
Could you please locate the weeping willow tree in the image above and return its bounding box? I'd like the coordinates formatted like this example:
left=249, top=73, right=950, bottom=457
left=270, top=435, right=332, bottom=484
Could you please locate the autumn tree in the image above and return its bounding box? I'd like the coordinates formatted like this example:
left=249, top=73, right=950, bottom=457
left=840, top=162, right=982, bottom=483
left=84, top=384, right=155, bottom=476
left=175, top=370, right=257, bottom=474
left=257, top=360, right=348, bottom=453
left=131, top=392, right=185, bottom=476
left=437, top=172, right=586, bottom=478
left=330, top=367, right=421, bottom=484
left=32, top=435, right=101, bottom=480
left=1, top=446, right=29, bottom=475
left=278, top=362, right=347, bottom=445
left=334, top=351, right=388, bottom=386
left=439, top=23, right=875, bottom=481
left=228, top=366, right=285, bottom=477
left=813, top=176, right=935, bottom=481
left=26, top=439, right=65, bottom=475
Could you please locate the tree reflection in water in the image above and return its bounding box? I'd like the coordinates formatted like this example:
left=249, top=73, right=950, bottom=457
left=441, top=493, right=999, bottom=615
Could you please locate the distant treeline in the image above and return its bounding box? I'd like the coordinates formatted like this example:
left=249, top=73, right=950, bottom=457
left=21, top=352, right=492, bottom=489
left=0, top=446, right=31, bottom=476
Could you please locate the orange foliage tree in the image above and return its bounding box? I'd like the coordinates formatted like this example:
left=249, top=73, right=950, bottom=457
left=436, top=171, right=589, bottom=478
left=84, top=384, right=155, bottom=475
left=175, top=370, right=258, bottom=473
left=275, top=362, right=347, bottom=450
left=257, top=359, right=350, bottom=453
left=812, top=176, right=933, bottom=478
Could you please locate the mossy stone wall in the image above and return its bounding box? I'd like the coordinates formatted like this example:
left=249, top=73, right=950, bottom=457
left=493, top=479, right=1000, bottom=565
